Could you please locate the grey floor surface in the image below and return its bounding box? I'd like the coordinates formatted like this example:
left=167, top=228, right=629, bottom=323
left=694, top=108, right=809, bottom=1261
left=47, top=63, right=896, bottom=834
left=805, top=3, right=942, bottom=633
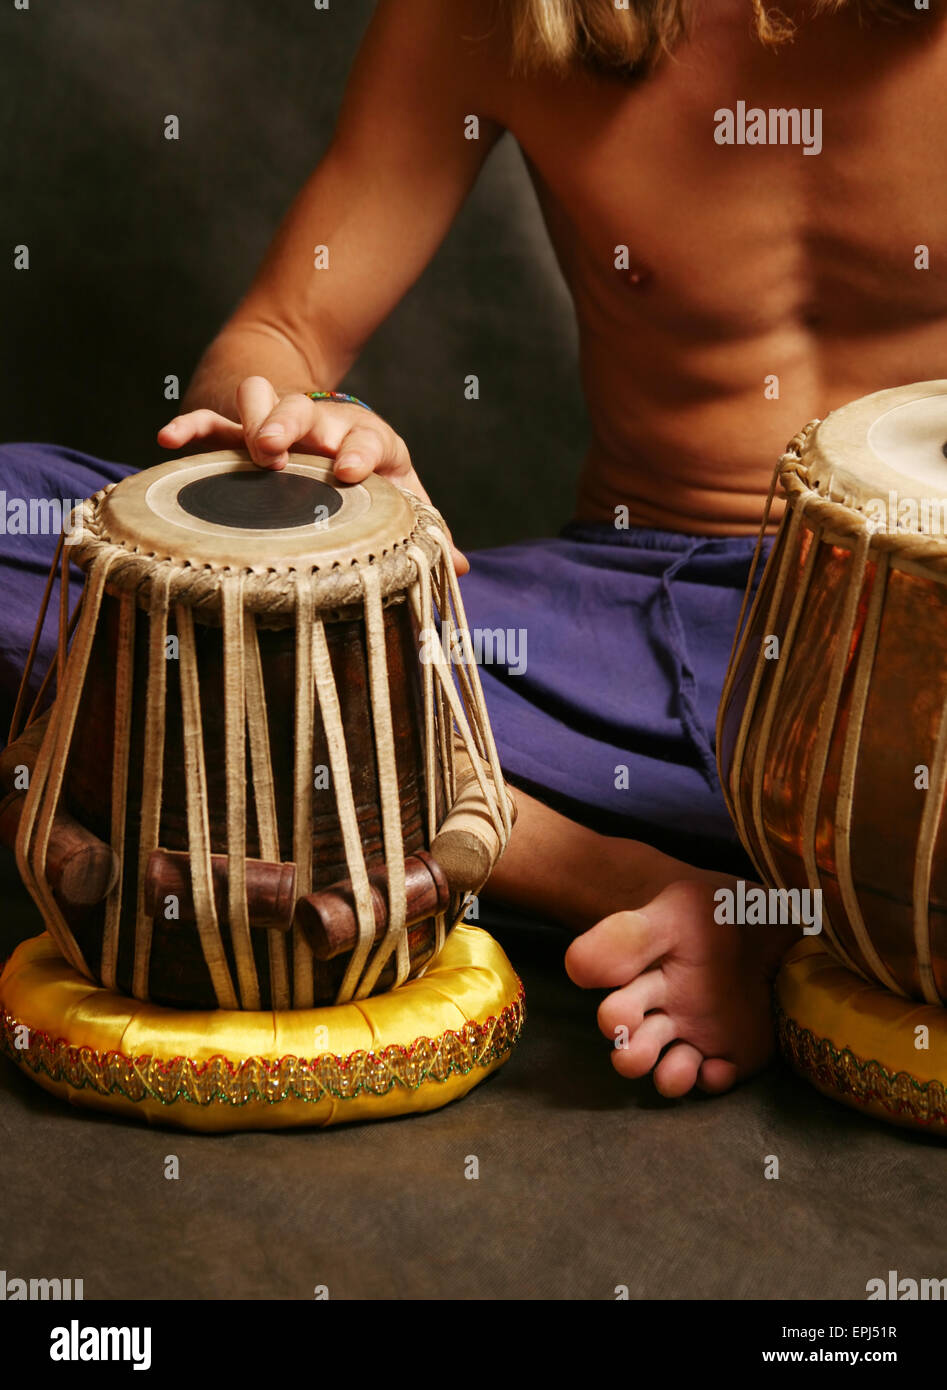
left=0, top=853, right=943, bottom=1302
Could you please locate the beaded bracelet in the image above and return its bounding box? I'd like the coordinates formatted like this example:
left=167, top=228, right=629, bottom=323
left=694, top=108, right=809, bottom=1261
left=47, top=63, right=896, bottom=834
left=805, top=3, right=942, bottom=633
left=308, top=390, right=374, bottom=412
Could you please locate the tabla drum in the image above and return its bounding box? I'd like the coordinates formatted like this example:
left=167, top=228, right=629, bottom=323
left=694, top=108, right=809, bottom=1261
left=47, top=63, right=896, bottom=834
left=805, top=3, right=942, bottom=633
left=718, top=381, right=947, bottom=1132
left=0, top=451, right=524, bottom=1129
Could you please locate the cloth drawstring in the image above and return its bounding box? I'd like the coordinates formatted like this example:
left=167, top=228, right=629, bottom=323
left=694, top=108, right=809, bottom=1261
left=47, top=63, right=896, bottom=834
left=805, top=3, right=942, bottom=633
left=651, top=540, right=719, bottom=792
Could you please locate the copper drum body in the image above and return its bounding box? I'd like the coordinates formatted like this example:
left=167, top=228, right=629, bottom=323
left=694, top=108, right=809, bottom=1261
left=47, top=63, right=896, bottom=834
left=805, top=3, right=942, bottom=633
left=718, top=381, right=947, bottom=1005
left=12, top=451, right=514, bottom=1012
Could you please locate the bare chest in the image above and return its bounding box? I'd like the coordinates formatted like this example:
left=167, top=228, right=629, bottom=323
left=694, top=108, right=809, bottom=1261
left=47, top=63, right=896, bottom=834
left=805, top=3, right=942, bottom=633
left=501, top=14, right=947, bottom=344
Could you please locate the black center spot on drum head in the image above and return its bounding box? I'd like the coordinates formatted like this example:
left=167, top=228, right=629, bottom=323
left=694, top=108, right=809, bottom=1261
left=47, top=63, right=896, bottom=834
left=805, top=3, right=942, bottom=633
left=177, top=470, right=345, bottom=531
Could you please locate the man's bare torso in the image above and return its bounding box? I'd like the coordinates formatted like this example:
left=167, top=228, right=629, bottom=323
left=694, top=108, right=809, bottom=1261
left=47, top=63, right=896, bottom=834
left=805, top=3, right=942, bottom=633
left=476, top=1, right=947, bottom=534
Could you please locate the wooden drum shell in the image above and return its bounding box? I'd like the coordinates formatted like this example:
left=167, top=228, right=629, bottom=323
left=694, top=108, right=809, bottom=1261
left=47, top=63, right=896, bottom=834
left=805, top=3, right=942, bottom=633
left=14, top=452, right=513, bottom=1015
left=62, top=590, right=442, bottom=1009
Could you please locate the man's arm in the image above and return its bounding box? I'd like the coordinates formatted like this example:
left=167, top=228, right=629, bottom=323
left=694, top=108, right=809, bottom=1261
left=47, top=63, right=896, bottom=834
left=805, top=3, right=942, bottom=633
left=166, top=0, right=505, bottom=437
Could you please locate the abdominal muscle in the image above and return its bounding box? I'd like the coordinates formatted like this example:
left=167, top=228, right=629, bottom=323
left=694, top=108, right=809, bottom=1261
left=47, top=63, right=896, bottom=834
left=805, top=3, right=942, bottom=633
left=572, top=361, right=819, bottom=537
left=570, top=316, right=947, bottom=537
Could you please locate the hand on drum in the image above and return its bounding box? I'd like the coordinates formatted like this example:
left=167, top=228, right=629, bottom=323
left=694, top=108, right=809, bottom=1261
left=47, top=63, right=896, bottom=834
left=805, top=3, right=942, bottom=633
left=158, top=375, right=469, bottom=575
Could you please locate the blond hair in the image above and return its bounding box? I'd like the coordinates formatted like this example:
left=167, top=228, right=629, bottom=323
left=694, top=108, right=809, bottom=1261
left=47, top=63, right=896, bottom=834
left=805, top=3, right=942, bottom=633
left=506, top=0, right=922, bottom=74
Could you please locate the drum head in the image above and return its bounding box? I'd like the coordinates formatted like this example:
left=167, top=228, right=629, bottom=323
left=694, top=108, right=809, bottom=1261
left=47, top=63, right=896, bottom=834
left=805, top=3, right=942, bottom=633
left=803, top=380, right=947, bottom=532
left=96, top=450, right=418, bottom=570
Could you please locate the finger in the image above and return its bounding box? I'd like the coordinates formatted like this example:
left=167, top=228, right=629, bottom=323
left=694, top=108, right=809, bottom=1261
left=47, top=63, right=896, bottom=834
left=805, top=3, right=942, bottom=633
left=388, top=468, right=469, bottom=576
left=333, top=423, right=400, bottom=482
left=565, top=907, right=671, bottom=990
left=697, top=1058, right=739, bottom=1094
left=597, top=968, right=667, bottom=1042
left=236, top=376, right=282, bottom=467
left=250, top=391, right=323, bottom=470
left=654, top=1042, right=704, bottom=1098
left=610, top=1012, right=677, bottom=1080
left=157, top=410, right=244, bottom=449
left=332, top=426, right=470, bottom=577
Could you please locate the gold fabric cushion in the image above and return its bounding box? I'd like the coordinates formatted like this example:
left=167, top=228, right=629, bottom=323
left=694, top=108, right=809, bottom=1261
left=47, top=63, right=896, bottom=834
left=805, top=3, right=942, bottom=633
left=775, top=939, right=947, bottom=1134
left=0, top=925, right=523, bottom=1131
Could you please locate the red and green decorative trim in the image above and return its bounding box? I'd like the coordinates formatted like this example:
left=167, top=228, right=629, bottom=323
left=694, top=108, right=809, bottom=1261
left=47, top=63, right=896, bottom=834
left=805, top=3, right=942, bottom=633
left=0, top=989, right=525, bottom=1110
left=776, top=1006, right=947, bottom=1130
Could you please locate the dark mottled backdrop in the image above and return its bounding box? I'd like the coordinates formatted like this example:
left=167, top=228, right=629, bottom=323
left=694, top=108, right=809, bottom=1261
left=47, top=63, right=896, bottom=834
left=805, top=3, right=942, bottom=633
left=0, top=0, right=585, bottom=548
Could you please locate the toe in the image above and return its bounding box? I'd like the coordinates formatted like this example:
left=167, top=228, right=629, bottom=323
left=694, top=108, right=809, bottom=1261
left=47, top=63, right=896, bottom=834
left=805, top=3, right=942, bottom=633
left=611, top=1012, right=676, bottom=1079
left=597, top=968, right=667, bottom=1043
left=697, top=1057, right=739, bottom=1094
left=654, top=1042, right=703, bottom=1098
left=565, top=908, right=672, bottom=989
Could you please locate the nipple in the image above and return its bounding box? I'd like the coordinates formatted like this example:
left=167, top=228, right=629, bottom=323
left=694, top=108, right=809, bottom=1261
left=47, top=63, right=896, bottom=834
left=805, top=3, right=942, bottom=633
left=627, top=265, right=653, bottom=288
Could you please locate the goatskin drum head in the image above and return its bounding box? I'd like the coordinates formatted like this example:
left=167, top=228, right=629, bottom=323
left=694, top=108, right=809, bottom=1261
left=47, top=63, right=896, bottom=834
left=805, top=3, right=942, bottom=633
left=801, top=379, right=947, bottom=527
left=775, top=939, right=947, bottom=1135
left=96, top=449, right=418, bottom=571
left=0, top=927, right=524, bottom=1131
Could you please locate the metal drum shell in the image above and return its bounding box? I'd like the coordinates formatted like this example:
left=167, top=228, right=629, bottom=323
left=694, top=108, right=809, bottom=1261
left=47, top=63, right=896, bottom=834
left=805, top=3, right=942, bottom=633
left=719, top=386, right=947, bottom=1007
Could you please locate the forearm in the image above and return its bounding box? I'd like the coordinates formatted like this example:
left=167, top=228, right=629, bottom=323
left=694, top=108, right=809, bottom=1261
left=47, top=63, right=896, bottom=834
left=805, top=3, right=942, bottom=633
left=181, top=321, right=344, bottom=418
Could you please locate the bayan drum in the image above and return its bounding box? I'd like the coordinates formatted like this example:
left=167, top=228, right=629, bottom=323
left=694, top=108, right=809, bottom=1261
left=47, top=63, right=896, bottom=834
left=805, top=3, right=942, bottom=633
left=718, top=381, right=947, bottom=1132
left=0, top=451, right=523, bottom=1129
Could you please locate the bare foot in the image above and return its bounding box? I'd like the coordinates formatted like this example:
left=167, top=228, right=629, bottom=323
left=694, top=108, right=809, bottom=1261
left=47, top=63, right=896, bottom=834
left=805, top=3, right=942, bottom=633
left=482, top=788, right=798, bottom=1099
left=565, top=872, right=797, bottom=1098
